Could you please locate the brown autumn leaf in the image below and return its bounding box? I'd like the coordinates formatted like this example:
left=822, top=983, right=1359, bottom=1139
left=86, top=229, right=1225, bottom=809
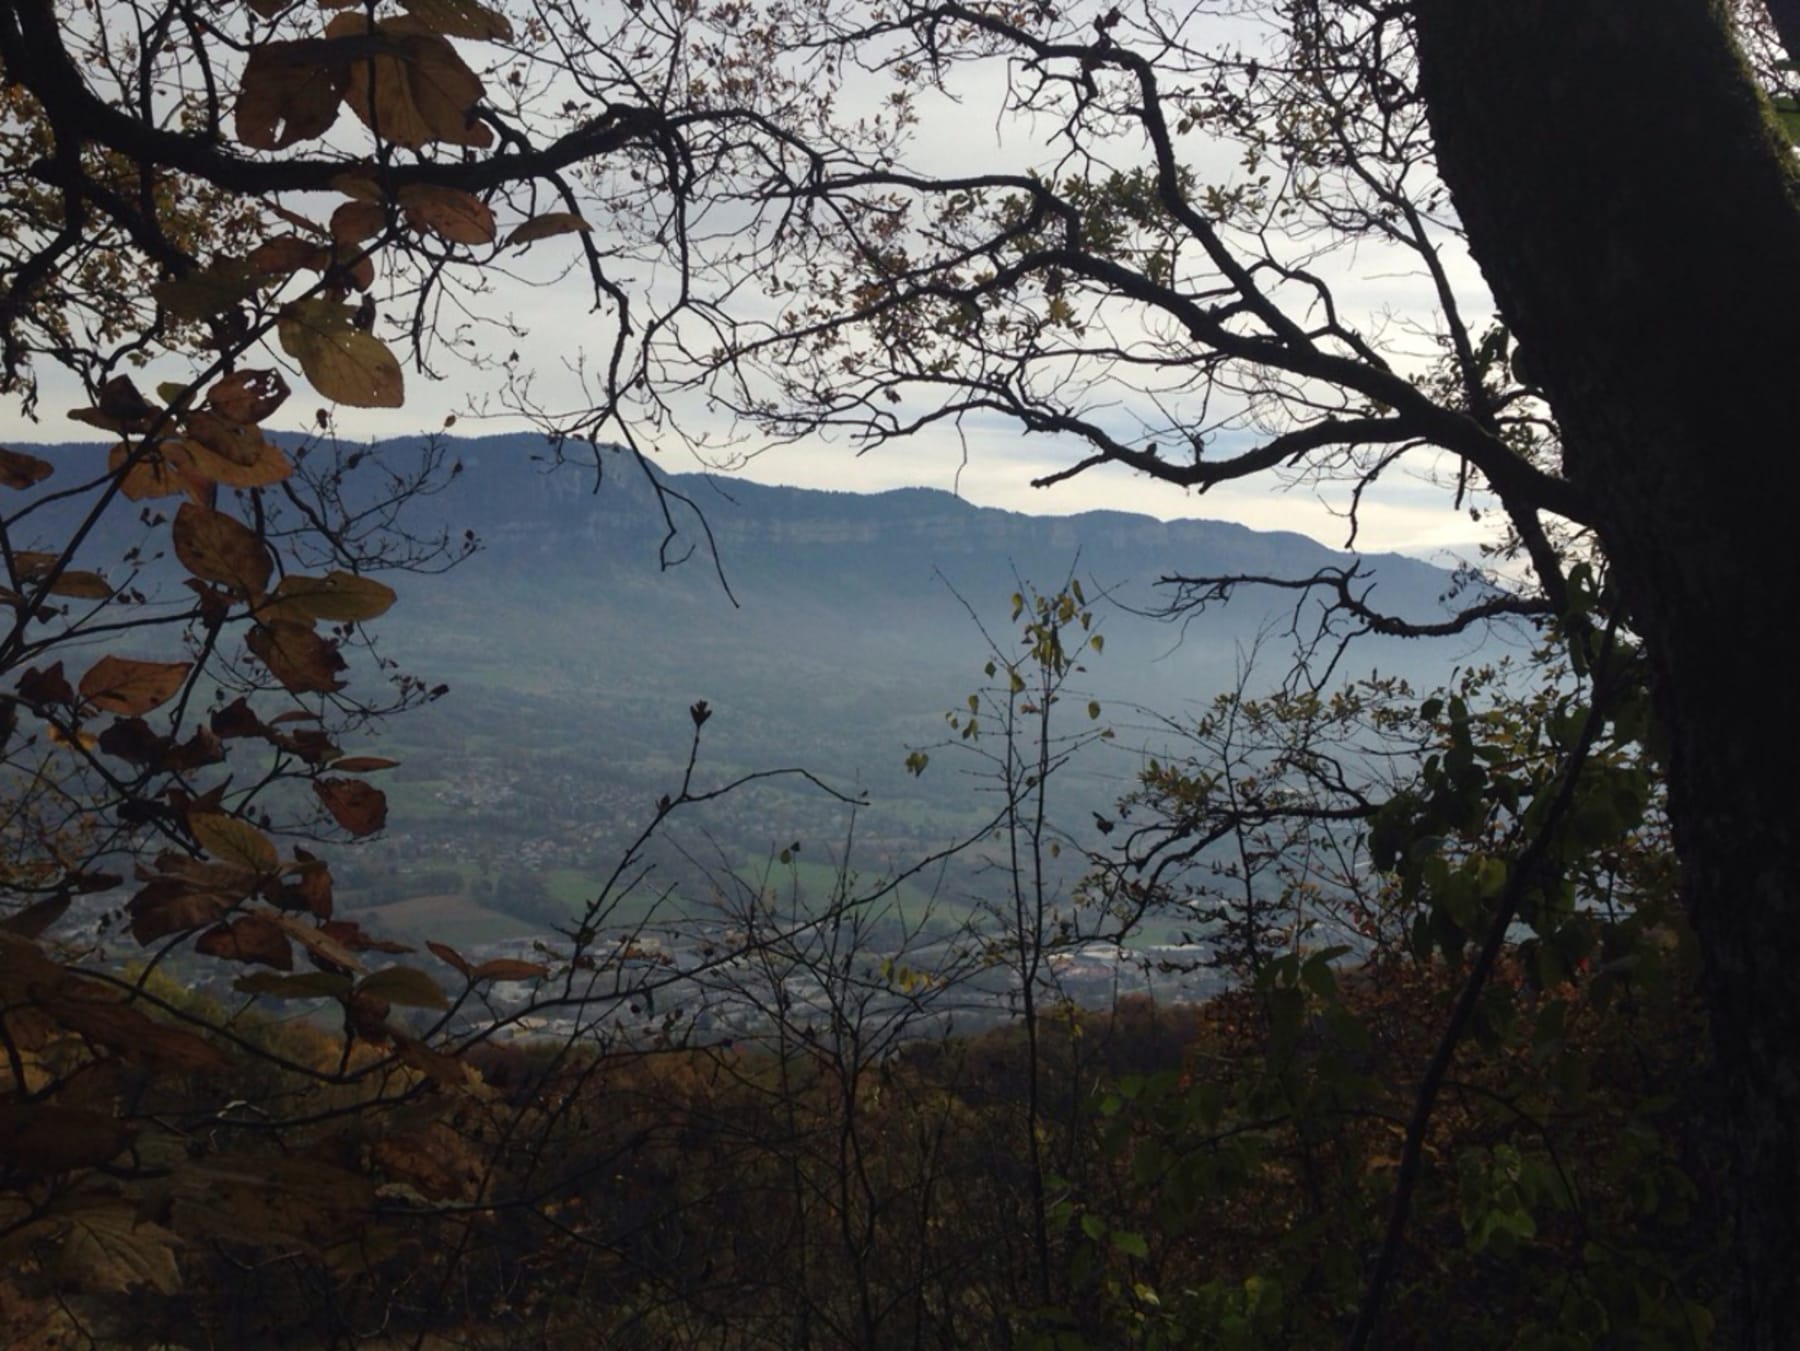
left=330, top=200, right=387, bottom=246
left=67, top=375, right=161, bottom=434
left=109, top=438, right=205, bottom=502
left=320, top=919, right=411, bottom=954
left=397, top=183, right=496, bottom=245
left=58, top=1204, right=183, bottom=1295
left=195, top=912, right=294, bottom=970
left=277, top=298, right=405, bottom=408
left=399, top=0, right=514, bottom=41
left=0, top=1106, right=130, bottom=1173
left=189, top=813, right=280, bottom=874
left=426, top=940, right=471, bottom=977
left=126, top=876, right=242, bottom=944
left=314, top=777, right=387, bottom=836
left=369, top=1123, right=478, bottom=1200
left=272, top=725, right=339, bottom=765
left=470, top=957, right=548, bottom=983
left=181, top=413, right=294, bottom=487
left=169, top=1154, right=375, bottom=1250
left=394, top=1033, right=467, bottom=1088
left=126, top=870, right=246, bottom=942
left=1, top=895, right=70, bottom=940
left=274, top=848, right=334, bottom=918
left=17, top=661, right=75, bottom=706
left=270, top=912, right=366, bottom=973
left=40, top=982, right=228, bottom=1070
left=0, top=448, right=53, bottom=489
left=330, top=755, right=399, bottom=772
left=246, top=234, right=329, bottom=278
left=164, top=725, right=226, bottom=772
left=78, top=656, right=191, bottom=717
left=235, top=41, right=349, bottom=149
left=328, top=13, right=493, bottom=150
left=206, top=368, right=292, bottom=425
left=97, top=716, right=168, bottom=766
left=263, top=570, right=398, bottom=623
left=173, top=502, right=273, bottom=596
left=346, top=989, right=391, bottom=1040
left=248, top=620, right=348, bottom=694
left=506, top=212, right=593, bottom=247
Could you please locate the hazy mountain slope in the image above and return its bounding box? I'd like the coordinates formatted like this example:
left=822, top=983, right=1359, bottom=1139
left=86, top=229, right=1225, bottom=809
left=8, top=434, right=1498, bottom=940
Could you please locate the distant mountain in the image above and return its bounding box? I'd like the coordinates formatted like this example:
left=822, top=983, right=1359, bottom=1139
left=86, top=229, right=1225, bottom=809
left=7, top=433, right=1502, bottom=942
left=416, top=433, right=1466, bottom=677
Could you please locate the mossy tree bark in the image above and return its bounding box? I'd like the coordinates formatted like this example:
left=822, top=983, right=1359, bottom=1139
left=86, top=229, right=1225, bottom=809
left=1414, top=1, right=1800, bottom=1342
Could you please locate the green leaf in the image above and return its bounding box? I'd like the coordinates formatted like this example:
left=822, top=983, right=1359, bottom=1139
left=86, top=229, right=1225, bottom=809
left=1110, top=1229, right=1150, bottom=1259
left=189, top=813, right=279, bottom=874
left=356, top=965, right=450, bottom=1010
left=153, top=260, right=258, bottom=321
left=234, top=970, right=354, bottom=999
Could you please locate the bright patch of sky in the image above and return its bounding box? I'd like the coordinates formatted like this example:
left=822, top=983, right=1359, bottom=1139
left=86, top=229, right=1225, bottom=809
left=0, top=1, right=1505, bottom=571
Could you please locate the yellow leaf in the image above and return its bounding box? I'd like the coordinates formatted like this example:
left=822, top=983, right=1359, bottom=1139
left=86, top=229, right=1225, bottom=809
left=110, top=439, right=203, bottom=502
left=262, top=570, right=398, bottom=623
left=506, top=212, right=592, bottom=247
left=181, top=412, right=294, bottom=487
left=189, top=813, right=279, bottom=874
left=277, top=299, right=404, bottom=408
left=16, top=552, right=115, bottom=599
left=45, top=724, right=99, bottom=751
left=46, top=571, right=113, bottom=600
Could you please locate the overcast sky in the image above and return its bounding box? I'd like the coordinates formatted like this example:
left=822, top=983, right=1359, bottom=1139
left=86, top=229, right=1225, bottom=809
left=2, top=3, right=1504, bottom=570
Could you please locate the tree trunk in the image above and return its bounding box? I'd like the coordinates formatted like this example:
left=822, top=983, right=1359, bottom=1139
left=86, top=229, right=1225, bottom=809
left=1412, top=1, right=1800, bottom=1343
